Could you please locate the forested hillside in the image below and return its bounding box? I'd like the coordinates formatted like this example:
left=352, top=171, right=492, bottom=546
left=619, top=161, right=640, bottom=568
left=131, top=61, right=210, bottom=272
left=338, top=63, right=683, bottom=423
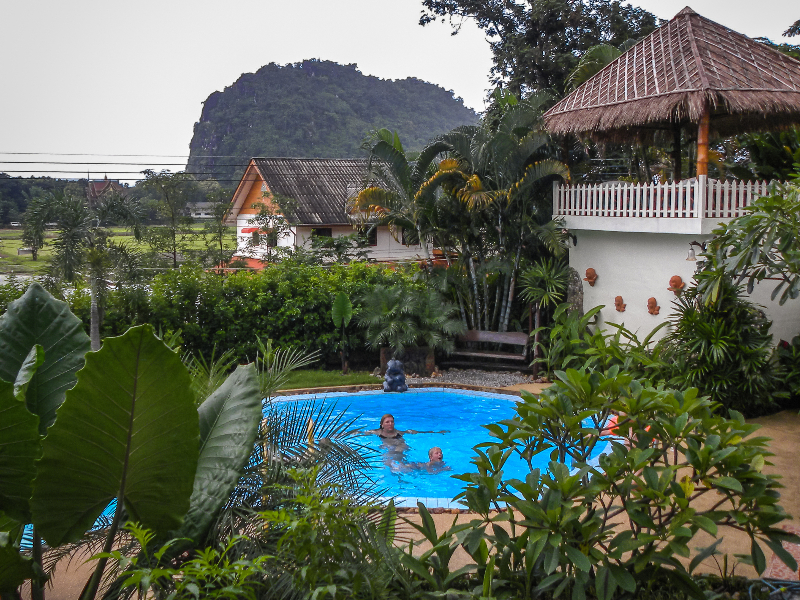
left=187, top=59, right=480, bottom=185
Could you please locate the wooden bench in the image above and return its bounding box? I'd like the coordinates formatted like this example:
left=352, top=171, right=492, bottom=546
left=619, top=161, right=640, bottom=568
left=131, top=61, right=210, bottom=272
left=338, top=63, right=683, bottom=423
left=444, top=330, right=530, bottom=370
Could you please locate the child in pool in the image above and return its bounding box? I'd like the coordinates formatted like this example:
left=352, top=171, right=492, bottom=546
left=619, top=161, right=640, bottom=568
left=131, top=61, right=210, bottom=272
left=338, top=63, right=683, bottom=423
left=390, top=446, right=451, bottom=474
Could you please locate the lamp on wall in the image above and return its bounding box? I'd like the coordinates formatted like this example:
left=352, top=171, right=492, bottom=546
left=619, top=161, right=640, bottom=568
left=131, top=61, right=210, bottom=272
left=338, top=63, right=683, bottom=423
left=686, top=241, right=706, bottom=261
left=562, top=228, right=578, bottom=247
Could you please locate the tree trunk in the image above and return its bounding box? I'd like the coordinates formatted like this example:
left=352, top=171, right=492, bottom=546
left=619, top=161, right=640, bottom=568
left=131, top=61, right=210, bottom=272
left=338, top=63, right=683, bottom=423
left=532, top=303, right=541, bottom=379
left=90, top=277, right=101, bottom=352
left=500, top=243, right=523, bottom=333
left=416, top=224, right=434, bottom=270
left=465, top=246, right=481, bottom=330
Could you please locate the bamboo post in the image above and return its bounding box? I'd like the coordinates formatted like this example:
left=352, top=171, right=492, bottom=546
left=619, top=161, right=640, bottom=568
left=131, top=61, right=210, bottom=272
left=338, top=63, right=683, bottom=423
left=696, top=102, right=710, bottom=220
left=696, top=102, right=710, bottom=176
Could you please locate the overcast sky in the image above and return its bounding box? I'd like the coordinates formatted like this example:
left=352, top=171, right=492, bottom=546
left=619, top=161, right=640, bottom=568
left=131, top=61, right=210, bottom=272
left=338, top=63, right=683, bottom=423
left=0, top=0, right=796, bottom=183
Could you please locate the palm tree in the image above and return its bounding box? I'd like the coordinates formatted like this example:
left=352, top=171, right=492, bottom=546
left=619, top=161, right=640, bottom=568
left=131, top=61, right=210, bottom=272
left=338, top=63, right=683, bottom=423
left=348, top=129, right=451, bottom=268
left=417, top=95, right=571, bottom=331
left=48, top=190, right=145, bottom=350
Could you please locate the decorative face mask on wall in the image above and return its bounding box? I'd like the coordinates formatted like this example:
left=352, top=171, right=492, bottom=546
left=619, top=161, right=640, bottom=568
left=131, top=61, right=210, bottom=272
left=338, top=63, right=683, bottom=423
left=614, top=296, right=626, bottom=312
left=583, top=268, right=598, bottom=287
left=667, top=275, right=685, bottom=295
left=647, top=297, right=660, bottom=315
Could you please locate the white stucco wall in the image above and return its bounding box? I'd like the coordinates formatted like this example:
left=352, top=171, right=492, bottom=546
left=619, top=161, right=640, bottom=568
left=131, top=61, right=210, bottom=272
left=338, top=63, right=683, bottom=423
left=570, top=230, right=800, bottom=343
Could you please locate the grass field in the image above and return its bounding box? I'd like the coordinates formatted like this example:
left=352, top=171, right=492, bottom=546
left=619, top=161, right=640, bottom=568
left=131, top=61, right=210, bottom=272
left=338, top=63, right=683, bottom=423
left=278, top=370, right=379, bottom=390
left=0, top=225, right=237, bottom=275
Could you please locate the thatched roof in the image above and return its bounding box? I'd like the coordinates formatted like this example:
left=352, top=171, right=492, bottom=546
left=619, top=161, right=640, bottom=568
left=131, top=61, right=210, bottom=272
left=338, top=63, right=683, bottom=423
left=543, top=7, right=800, bottom=139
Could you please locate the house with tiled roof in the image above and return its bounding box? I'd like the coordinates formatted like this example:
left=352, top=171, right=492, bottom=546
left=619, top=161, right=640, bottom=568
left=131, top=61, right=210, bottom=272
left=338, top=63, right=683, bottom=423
left=87, top=176, right=126, bottom=206
left=225, top=158, right=428, bottom=264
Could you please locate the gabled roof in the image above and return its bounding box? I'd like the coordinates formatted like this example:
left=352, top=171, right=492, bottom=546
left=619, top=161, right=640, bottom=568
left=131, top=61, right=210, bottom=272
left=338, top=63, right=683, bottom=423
left=226, top=158, right=366, bottom=226
left=543, top=6, right=800, bottom=138
left=87, top=177, right=125, bottom=200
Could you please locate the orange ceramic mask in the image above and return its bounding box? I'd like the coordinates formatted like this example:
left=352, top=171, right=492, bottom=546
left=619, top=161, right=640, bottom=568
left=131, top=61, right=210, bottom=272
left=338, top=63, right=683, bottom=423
left=668, top=275, right=685, bottom=295
left=614, top=296, right=626, bottom=312
left=583, top=268, right=598, bottom=286
left=647, top=297, right=660, bottom=315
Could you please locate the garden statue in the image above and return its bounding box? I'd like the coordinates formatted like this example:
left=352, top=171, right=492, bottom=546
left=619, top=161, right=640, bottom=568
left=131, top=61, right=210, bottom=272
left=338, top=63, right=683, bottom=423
left=583, top=268, right=598, bottom=286
left=667, top=275, right=686, bottom=295
left=614, top=296, right=626, bottom=312
left=383, top=359, right=408, bottom=392
left=647, top=297, right=660, bottom=315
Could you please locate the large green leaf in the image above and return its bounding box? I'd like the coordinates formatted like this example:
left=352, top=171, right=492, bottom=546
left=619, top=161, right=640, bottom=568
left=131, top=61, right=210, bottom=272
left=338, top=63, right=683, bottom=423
left=331, top=292, right=353, bottom=329
left=30, top=325, right=199, bottom=546
left=0, top=283, right=91, bottom=434
left=173, top=363, right=261, bottom=542
left=0, top=379, right=41, bottom=522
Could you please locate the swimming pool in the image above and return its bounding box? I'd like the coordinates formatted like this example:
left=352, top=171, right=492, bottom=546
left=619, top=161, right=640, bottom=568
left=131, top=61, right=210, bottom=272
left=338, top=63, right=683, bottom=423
left=275, top=387, right=610, bottom=508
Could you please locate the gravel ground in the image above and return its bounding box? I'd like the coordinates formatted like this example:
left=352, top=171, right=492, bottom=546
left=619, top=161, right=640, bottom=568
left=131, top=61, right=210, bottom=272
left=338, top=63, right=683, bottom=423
left=406, top=368, right=533, bottom=388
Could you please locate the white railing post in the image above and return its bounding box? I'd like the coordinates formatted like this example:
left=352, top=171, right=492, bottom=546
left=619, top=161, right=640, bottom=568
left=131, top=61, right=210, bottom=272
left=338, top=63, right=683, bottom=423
left=696, top=174, right=707, bottom=227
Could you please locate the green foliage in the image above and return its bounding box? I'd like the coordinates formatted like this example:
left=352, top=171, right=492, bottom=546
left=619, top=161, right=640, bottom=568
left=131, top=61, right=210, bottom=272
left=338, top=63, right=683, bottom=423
left=519, top=258, right=569, bottom=309
left=708, top=170, right=800, bottom=305
left=0, top=282, right=90, bottom=434
left=172, top=364, right=261, bottom=543
left=141, top=262, right=414, bottom=364
left=187, top=60, right=479, bottom=184
left=446, top=368, right=797, bottom=599
left=728, top=128, right=800, bottom=181
left=0, top=285, right=266, bottom=599
left=261, top=467, right=393, bottom=599
left=665, top=271, right=780, bottom=416
left=357, top=284, right=465, bottom=358
left=775, top=335, right=800, bottom=403
left=566, top=44, right=622, bottom=90
left=419, top=0, right=660, bottom=95
left=31, top=325, right=199, bottom=546
left=98, top=523, right=268, bottom=600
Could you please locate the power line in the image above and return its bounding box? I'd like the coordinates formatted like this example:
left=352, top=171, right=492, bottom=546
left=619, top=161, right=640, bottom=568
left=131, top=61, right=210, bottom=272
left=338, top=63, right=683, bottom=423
left=0, top=152, right=255, bottom=158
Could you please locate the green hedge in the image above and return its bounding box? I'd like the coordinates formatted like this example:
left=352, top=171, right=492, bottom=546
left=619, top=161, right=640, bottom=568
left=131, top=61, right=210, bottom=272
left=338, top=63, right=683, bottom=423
left=64, top=263, right=418, bottom=364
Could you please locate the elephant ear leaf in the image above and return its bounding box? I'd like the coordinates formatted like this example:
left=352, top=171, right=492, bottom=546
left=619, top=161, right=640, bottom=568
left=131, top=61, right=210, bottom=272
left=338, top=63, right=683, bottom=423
left=0, top=283, right=90, bottom=434
left=0, top=379, right=40, bottom=523
left=332, top=293, right=353, bottom=329
left=14, top=345, right=44, bottom=402
left=31, top=325, right=199, bottom=546
left=173, top=363, right=261, bottom=542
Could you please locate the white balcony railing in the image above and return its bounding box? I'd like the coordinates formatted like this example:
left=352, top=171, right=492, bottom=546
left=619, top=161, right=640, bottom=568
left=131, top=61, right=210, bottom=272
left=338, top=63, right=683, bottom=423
left=554, top=178, right=775, bottom=221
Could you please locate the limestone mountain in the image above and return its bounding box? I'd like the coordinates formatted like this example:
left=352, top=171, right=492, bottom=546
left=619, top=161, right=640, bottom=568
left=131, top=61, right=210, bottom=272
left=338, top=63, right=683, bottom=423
left=187, top=59, right=480, bottom=185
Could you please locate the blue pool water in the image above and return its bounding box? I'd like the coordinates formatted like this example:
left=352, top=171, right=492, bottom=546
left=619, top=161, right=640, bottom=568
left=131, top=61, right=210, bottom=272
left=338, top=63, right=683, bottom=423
left=276, top=387, right=610, bottom=508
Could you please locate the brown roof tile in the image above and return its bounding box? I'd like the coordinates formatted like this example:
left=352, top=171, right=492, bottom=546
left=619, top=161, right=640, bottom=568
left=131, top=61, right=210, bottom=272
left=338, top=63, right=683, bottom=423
left=252, top=158, right=366, bottom=225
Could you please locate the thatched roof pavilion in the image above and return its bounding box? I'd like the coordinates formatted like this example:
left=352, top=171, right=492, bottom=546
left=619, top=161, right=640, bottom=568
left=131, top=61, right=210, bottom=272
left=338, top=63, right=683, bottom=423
left=543, top=6, right=800, bottom=178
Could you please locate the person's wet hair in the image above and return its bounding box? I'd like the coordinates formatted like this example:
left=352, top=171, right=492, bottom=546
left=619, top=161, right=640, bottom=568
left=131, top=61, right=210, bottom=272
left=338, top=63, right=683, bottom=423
left=380, top=414, right=394, bottom=429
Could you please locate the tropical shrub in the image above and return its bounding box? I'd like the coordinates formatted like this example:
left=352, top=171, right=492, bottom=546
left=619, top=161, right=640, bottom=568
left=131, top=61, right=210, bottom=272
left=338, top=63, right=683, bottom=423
left=434, top=368, right=797, bottom=599
left=98, top=524, right=268, bottom=600
left=0, top=284, right=263, bottom=599
left=260, top=467, right=396, bottom=599
left=665, top=270, right=780, bottom=416
left=111, top=261, right=416, bottom=363
left=357, top=284, right=465, bottom=358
